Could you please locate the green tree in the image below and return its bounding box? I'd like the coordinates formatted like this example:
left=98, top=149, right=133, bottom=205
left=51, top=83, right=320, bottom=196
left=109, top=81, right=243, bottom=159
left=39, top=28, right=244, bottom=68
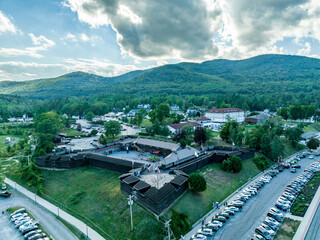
left=104, top=120, right=121, bottom=138
left=91, top=129, right=98, bottom=136
left=285, top=127, right=303, bottom=147
left=171, top=210, right=191, bottom=237
left=194, top=127, right=207, bottom=144
left=261, top=134, right=272, bottom=157
left=155, top=104, right=170, bottom=122
left=188, top=173, right=206, bottom=192
left=271, top=136, right=284, bottom=161
left=307, top=138, right=320, bottom=150
left=221, top=156, right=242, bottom=173
left=85, top=111, right=95, bottom=121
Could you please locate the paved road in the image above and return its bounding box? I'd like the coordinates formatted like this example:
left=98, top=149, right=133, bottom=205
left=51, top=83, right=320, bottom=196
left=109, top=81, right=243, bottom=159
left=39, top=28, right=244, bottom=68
left=304, top=198, right=320, bottom=240
left=210, top=155, right=318, bottom=240
left=0, top=188, right=78, bottom=240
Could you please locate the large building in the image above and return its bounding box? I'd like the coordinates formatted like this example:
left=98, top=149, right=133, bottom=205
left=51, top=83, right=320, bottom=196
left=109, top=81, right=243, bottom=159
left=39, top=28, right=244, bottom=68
left=168, top=122, right=201, bottom=134
left=205, top=108, right=245, bottom=123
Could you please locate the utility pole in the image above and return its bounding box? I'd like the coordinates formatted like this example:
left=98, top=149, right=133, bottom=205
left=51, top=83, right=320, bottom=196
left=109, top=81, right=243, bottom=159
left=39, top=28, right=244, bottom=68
left=128, top=195, right=134, bottom=231
left=165, top=219, right=171, bottom=240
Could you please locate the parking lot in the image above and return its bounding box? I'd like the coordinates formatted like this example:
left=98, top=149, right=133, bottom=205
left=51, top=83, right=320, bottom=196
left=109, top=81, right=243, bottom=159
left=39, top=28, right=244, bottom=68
left=187, top=153, right=319, bottom=240
left=0, top=212, right=23, bottom=240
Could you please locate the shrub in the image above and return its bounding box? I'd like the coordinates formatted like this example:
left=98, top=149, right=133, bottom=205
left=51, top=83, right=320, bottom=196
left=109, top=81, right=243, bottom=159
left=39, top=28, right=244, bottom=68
left=221, top=156, right=242, bottom=173
left=253, top=155, right=272, bottom=171
left=171, top=210, right=191, bottom=237
left=307, top=138, right=320, bottom=150
left=188, top=173, right=206, bottom=192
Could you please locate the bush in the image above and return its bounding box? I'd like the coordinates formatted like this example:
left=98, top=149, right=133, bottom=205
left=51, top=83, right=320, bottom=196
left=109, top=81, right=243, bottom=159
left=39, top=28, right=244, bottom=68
left=221, top=156, right=242, bottom=173
left=171, top=210, right=191, bottom=237
left=253, top=155, right=272, bottom=171
left=307, top=138, right=320, bottom=150
left=188, top=173, right=206, bottom=192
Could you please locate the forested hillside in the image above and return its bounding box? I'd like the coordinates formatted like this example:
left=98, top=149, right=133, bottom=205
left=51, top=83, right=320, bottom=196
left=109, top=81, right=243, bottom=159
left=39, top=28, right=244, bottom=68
left=1, top=54, right=320, bottom=100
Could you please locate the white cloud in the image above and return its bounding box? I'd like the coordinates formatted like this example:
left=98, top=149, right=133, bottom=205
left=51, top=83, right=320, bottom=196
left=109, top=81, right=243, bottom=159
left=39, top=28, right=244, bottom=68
left=0, top=11, right=17, bottom=34
left=65, top=0, right=320, bottom=60
left=0, top=33, right=55, bottom=58
left=0, top=58, right=145, bottom=81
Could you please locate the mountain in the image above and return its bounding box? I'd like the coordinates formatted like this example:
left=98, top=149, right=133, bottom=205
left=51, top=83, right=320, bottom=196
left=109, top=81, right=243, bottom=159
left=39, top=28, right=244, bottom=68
left=0, top=70, right=146, bottom=99
left=1, top=54, right=320, bottom=99
left=106, top=54, right=320, bottom=95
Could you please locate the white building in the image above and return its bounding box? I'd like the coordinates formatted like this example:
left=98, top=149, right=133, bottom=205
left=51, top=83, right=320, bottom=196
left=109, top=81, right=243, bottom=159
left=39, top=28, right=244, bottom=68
left=168, top=122, right=201, bottom=134
left=193, top=117, right=222, bottom=132
left=205, top=108, right=245, bottom=123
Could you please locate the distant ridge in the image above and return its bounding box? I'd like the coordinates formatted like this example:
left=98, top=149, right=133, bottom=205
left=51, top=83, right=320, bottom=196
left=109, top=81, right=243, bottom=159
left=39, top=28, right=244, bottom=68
left=1, top=54, right=320, bottom=99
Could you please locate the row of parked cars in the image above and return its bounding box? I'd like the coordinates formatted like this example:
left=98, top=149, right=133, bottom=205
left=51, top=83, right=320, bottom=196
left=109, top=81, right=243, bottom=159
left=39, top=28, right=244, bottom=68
left=190, top=170, right=279, bottom=240
left=251, top=161, right=320, bottom=240
left=9, top=208, right=50, bottom=240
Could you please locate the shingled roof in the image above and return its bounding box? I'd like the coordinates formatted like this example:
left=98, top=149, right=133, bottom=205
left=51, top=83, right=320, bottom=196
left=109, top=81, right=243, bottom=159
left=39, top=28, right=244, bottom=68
left=168, top=122, right=200, bottom=130
left=206, top=108, right=243, bottom=113
left=144, top=183, right=176, bottom=203
left=170, top=175, right=188, bottom=187
left=122, top=175, right=140, bottom=185
left=133, top=181, right=151, bottom=192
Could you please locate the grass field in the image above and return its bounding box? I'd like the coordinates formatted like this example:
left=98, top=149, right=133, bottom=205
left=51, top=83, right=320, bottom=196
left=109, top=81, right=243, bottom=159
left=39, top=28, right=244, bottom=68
left=140, top=119, right=152, bottom=128
left=273, top=218, right=300, bottom=240
left=0, top=135, right=20, bottom=149
left=291, top=172, right=320, bottom=217
left=60, top=129, right=85, bottom=137
left=303, top=122, right=320, bottom=133
left=281, top=139, right=305, bottom=159
left=169, top=158, right=261, bottom=224
left=36, top=167, right=165, bottom=240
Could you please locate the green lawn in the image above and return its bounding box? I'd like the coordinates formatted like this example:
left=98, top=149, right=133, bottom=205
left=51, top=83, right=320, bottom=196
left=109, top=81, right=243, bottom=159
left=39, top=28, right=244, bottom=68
left=273, top=218, right=300, bottom=240
left=0, top=135, right=20, bottom=148
left=60, top=128, right=85, bottom=137
left=140, top=119, right=152, bottom=128
left=303, top=122, right=320, bottom=133
left=36, top=167, right=164, bottom=240
left=281, top=139, right=305, bottom=159
left=169, top=158, right=261, bottom=224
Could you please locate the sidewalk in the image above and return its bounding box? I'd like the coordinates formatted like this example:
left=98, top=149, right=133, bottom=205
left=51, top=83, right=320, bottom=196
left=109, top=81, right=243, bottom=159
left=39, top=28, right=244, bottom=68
left=5, top=178, right=107, bottom=240
left=292, top=184, right=320, bottom=240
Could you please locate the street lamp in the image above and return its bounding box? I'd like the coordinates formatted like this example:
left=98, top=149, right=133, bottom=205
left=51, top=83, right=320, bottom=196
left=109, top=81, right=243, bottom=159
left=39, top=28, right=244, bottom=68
left=128, top=195, right=134, bottom=231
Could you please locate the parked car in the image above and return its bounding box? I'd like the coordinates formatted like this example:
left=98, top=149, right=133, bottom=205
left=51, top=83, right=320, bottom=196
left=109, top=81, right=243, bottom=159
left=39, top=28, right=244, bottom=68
left=27, top=233, right=46, bottom=240
left=264, top=218, right=280, bottom=231
left=255, top=226, right=272, bottom=240
left=275, top=202, right=290, bottom=211
left=260, top=223, right=276, bottom=236
left=291, top=168, right=296, bottom=173
left=197, top=228, right=214, bottom=237
left=225, top=206, right=240, bottom=212
left=23, top=230, right=42, bottom=239
left=0, top=191, right=11, bottom=198
left=21, top=226, right=38, bottom=235
left=267, top=211, right=284, bottom=222
left=1, top=184, right=7, bottom=190
left=205, top=223, right=219, bottom=231
left=228, top=200, right=244, bottom=208
left=251, top=233, right=266, bottom=240
left=10, top=208, right=26, bottom=217
left=292, top=164, right=301, bottom=168
left=218, top=212, right=229, bottom=219
left=214, top=216, right=227, bottom=222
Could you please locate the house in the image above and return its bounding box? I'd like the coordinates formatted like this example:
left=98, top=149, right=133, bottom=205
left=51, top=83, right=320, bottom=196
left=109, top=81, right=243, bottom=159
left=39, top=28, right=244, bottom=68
left=137, top=104, right=150, bottom=109
left=170, top=104, right=180, bottom=112
left=168, top=122, right=201, bottom=134
left=205, top=108, right=245, bottom=123
left=127, top=109, right=139, bottom=117
left=245, top=113, right=270, bottom=124
left=193, top=117, right=222, bottom=131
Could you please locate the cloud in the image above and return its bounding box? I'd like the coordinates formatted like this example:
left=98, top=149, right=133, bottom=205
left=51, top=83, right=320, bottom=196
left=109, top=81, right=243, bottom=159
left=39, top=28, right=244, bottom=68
left=65, top=0, right=222, bottom=60
left=0, top=11, right=17, bottom=34
left=65, top=0, right=320, bottom=60
left=0, top=33, right=55, bottom=58
left=0, top=58, right=144, bottom=81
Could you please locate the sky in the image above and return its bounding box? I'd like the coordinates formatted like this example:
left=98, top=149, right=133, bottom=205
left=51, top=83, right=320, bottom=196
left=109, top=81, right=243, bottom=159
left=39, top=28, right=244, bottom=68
left=0, top=0, right=320, bottom=81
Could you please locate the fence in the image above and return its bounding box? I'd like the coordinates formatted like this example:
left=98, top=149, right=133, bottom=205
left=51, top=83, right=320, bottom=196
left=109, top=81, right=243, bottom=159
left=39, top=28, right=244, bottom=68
left=4, top=178, right=114, bottom=240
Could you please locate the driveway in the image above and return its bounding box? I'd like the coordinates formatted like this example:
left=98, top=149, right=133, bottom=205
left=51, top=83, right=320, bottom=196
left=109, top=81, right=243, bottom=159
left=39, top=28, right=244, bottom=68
left=211, top=156, right=318, bottom=240
left=0, top=188, right=78, bottom=240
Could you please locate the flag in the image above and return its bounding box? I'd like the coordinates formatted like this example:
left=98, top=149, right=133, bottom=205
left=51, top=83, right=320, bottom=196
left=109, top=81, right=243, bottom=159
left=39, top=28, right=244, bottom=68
left=155, top=167, right=160, bottom=174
